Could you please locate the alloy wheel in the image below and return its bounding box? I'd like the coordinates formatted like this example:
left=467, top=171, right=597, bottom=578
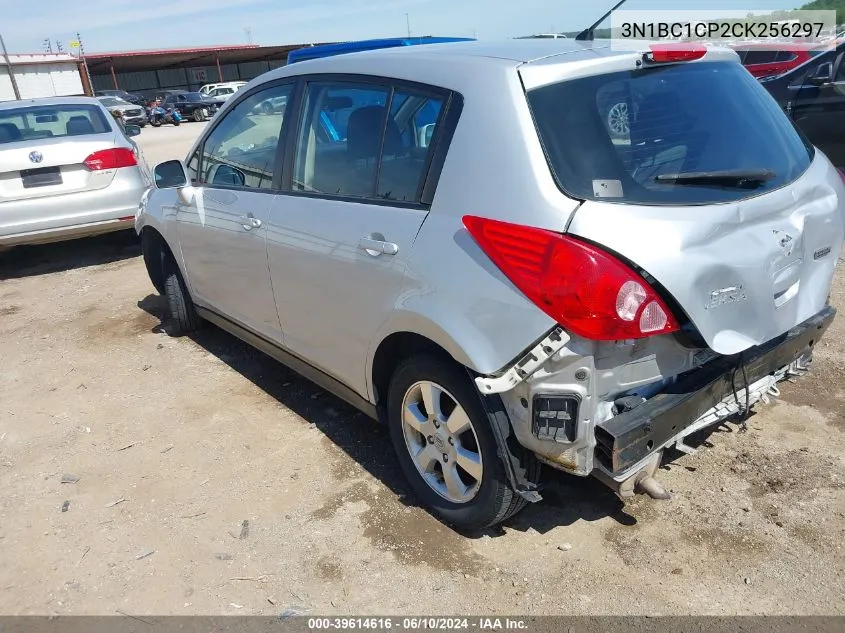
left=607, top=101, right=630, bottom=137
left=401, top=380, right=483, bottom=504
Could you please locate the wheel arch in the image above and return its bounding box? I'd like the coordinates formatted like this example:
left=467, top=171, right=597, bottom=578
left=367, top=309, right=514, bottom=416
left=140, top=225, right=180, bottom=296
left=370, top=331, right=454, bottom=419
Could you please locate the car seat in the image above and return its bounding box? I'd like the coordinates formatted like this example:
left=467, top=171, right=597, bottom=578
left=66, top=115, right=95, bottom=135
left=0, top=122, right=23, bottom=143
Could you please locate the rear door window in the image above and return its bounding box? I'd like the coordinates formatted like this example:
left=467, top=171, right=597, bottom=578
left=291, top=80, right=446, bottom=203
left=526, top=61, right=814, bottom=206
left=292, top=82, right=391, bottom=197
left=378, top=90, right=444, bottom=202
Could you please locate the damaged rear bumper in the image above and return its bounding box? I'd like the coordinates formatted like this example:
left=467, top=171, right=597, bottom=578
left=594, top=305, right=836, bottom=481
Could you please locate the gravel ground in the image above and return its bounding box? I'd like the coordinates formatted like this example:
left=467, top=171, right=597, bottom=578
left=0, top=126, right=843, bottom=616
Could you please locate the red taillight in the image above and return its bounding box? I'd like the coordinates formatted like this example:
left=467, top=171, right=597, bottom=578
left=648, top=43, right=707, bottom=63
left=462, top=216, right=680, bottom=341
left=83, top=148, right=137, bottom=170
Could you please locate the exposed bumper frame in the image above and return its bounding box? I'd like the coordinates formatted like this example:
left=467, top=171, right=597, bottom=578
left=595, top=305, right=836, bottom=477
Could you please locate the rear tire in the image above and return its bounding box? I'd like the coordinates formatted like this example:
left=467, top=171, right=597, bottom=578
left=163, top=257, right=201, bottom=336
left=387, top=354, right=538, bottom=531
left=193, top=109, right=205, bottom=122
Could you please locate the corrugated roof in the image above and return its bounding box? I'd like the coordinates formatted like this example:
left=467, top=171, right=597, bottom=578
left=82, top=44, right=317, bottom=74
left=84, top=44, right=261, bottom=59
left=2, top=53, right=80, bottom=65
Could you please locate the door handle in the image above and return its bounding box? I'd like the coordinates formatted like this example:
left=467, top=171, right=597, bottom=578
left=238, top=214, right=262, bottom=231
left=359, top=236, right=399, bottom=257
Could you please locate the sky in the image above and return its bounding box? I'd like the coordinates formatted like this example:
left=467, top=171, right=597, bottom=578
left=0, top=0, right=807, bottom=54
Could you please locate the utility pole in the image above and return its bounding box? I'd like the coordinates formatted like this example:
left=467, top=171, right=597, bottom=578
left=72, top=33, right=94, bottom=96
left=0, top=33, right=21, bottom=100
left=406, top=13, right=411, bottom=38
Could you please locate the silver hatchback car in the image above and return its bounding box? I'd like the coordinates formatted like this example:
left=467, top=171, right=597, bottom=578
left=0, top=96, right=150, bottom=249
left=137, top=39, right=845, bottom=530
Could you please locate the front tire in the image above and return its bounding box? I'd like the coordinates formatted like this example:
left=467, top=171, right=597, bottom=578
left=163, top=257, right=201, bottom=336
left=387, top=354, right=535, bottom=531
left=193, top=108, right=206, bottom=122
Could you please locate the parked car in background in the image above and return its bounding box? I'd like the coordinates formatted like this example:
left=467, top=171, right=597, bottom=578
left=206, top=85, right=241, bottom=101
left=94, top=89, right=146, bottom=107
left=97, top=96, right=148, bottom=127
left=730, top=42, right=825, bottom=79
left=251, top=94, right=287, bottom=115
left=140, top=90, right=185, bottom=106
left=136, top=39, right=844, bottom=531
left=199, top=81, right=246, bottom=97
left=0, top=96, right=150, bottom=249
left=759, top=39, right=845, bottom=167
left=161, top=91, right=224, bottom=122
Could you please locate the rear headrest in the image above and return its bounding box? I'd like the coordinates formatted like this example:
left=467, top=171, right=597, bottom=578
left=0, top=122, right=22, bottom=142
left=347, top=105, right=404, bottom=160
left=66, top=115, right=95, bottom=135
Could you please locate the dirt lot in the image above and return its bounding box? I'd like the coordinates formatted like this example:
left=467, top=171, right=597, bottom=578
left=0, top=125, right=844, bottom=616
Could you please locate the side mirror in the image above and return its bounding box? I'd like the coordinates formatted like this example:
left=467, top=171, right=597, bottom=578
left=153, top=159, right=192, bottom=203
left=211, top=164, right=246, bottom=187
left=123, top=124, right=141, bottom=137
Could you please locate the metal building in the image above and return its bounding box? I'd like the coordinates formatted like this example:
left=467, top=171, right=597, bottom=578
left=0, top=53, right=85, bottom=101
left=84, top=44, right=321, bottom=95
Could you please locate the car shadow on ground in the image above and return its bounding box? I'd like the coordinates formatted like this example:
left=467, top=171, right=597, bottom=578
left=0, top=231, right=140, bottom=280
left=138, top=293, right=721, bottom=536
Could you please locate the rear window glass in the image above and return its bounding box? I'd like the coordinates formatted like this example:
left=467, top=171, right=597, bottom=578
left=0, top=104, right=111, bottom=144
left=526, top=61, right=813, bottom=206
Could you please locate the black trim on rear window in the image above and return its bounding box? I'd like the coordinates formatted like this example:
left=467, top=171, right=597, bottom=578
left=525, top=61, right=814, bottom=206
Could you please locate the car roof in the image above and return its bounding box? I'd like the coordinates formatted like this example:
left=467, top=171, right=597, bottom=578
left=261, top=38, right=637, bottom=88
left=288, top=38, right=626, bottom=67
left=0, top=96, right=102, bottom=111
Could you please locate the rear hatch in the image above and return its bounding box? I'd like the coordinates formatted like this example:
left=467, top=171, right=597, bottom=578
left=0, top=103, right=122, bottom=204
left=520, top=47, right=845, bottom=355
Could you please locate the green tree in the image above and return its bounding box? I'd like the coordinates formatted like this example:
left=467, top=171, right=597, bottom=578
left=800, top=0, right=845, bottom=25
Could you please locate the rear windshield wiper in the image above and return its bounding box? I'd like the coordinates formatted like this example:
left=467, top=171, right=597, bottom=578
left=655, top=169, right=776, bottom=188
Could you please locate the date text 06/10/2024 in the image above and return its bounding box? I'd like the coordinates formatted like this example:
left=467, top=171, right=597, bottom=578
left=306, top=618, right=529, bottom=630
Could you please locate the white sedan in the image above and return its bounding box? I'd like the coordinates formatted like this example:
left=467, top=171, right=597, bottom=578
left=0, top=96, right=151, bottom=249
